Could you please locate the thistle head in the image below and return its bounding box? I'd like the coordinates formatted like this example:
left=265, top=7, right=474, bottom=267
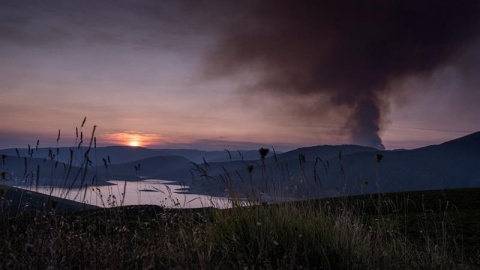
left=259, top=148, right=269, bottom=159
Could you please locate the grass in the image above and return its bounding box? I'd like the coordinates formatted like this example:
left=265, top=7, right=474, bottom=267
left=1, top=122, right=480, bottom=269
left=2, top=186, right=479, bottom=269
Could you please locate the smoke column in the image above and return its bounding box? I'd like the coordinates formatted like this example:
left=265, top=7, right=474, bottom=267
left=203, top=0, right=480, bottom=149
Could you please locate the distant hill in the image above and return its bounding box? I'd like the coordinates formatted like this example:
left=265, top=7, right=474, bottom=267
left=210, top=150, right=277, bottom=163
left=102, top=155, right=192, bottom=180
left=0, top=147, right=270, bottom=187
left=3, top=132, right=479, bottom=200
left=0, top=155, right=104, bottom=188
left=169, top=132, right=480, bottom=198
left=156, top=160, right=254, bottom=186
left=0, top=146, right=277, bottom=165
left=157, top=144, right=380, bottom=196
left=271, top=145, right=378, bottom=163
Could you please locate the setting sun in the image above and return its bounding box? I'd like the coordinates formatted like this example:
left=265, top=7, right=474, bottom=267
left=129, top=141, right=140, bottom=147
left=101, top=131, right=162, bottom=148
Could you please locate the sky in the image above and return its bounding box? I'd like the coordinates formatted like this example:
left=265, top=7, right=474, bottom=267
left=1, top=0, right=480, bottom=151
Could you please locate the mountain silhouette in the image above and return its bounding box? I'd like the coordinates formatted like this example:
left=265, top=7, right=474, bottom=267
left=2, top=132, right=479, bottom=199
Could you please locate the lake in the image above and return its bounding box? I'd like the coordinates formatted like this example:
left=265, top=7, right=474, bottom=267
left=15, top=179, right=231, bottom=209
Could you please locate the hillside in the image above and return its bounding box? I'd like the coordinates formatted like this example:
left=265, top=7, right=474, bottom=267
left=102, top=155, right=192, bottom=180
left=178, top=132, right=480, bottom=198
left=0, top=155, right=101, bottom=188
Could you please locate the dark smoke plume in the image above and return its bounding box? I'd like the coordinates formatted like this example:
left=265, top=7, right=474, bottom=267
left=204, top=0, right=480, bottom=149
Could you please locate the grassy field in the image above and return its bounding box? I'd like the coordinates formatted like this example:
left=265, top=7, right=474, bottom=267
left=1, top=185, right=479, bottom=269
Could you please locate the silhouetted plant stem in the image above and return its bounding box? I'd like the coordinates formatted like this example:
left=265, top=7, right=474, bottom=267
left=372, top=153, right=384, bottom=267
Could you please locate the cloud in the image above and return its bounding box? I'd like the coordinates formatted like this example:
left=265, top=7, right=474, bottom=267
left=0, top=0, right=200, bottom=50
left=202, top=0, right=480, bottom=149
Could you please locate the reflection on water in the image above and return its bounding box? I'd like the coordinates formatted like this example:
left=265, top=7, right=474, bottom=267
left=16, top=179, right=231, bottom=209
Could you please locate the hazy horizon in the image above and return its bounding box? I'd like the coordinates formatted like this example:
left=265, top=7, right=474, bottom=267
left=1, top=127, right=477, bottom=152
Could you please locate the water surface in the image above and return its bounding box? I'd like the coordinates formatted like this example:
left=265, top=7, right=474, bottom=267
left=16, top=179, right=231, bottom=209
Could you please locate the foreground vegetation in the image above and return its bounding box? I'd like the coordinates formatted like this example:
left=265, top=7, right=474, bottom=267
left=1, top=186, right=479, bottom=269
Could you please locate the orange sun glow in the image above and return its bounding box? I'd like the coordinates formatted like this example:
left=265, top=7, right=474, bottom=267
left=102, top=131, right=163, bottom=147
left=129, top=141, right=141, bottom=147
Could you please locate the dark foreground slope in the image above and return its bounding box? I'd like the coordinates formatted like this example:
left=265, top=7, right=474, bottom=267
left=0, top=185, right=98, bottom=215
left=1, top=187, right=479, bottom=269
